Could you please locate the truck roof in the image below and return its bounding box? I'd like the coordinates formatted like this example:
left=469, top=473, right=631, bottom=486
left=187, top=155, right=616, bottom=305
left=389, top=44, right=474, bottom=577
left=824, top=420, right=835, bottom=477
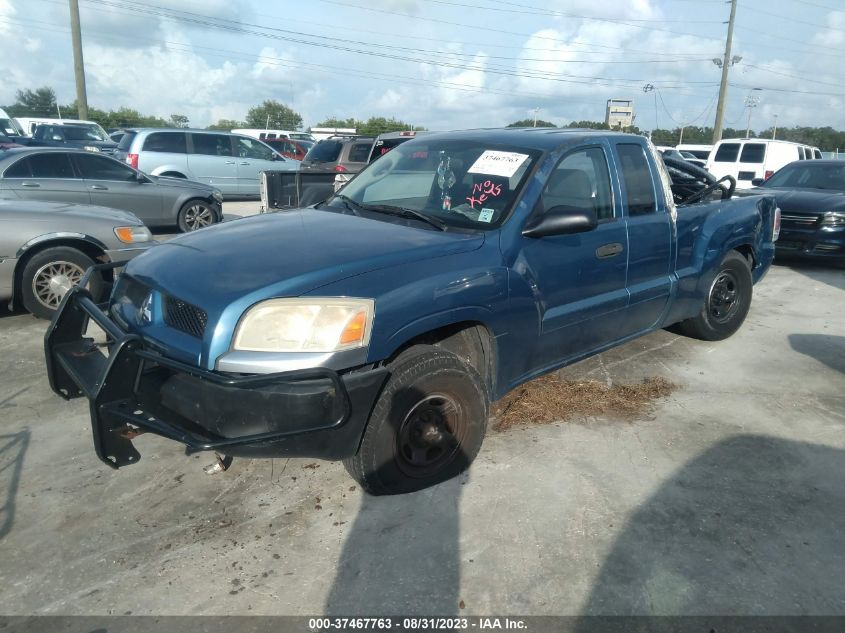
left=416, top=127, right=642, bottom=152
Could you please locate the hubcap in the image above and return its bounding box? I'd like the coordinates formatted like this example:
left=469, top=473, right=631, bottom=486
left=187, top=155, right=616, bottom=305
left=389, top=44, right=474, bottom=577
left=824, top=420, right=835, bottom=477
left=184, top=204, right=214, bottom=230
left=709, top=270, right=740, bottom=323
left=396, top=394, right=465, bottom=478
left=32, top=261, right=85, bottom=310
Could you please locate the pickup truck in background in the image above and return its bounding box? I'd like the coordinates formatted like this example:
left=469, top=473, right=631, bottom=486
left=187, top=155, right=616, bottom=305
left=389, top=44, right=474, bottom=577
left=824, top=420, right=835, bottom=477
left=45, top=128, right=779, bottom=495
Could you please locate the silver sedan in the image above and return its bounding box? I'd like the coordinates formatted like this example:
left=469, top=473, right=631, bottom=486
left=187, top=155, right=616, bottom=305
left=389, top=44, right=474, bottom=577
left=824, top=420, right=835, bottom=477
left=0, top=199, right=156, bottom=319
left=0, top=147, right=224, bottom=232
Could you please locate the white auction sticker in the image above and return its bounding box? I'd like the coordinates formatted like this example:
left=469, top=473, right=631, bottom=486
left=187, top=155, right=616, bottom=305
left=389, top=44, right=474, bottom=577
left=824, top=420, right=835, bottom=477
left=467, top=150, right=529, bottom=178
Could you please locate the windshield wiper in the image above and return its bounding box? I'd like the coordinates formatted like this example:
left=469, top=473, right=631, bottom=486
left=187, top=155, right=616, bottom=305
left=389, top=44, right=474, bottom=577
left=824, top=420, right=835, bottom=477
left=356, top=202, right=447, bottom=231
left=327, top=194, right=362, bottom=215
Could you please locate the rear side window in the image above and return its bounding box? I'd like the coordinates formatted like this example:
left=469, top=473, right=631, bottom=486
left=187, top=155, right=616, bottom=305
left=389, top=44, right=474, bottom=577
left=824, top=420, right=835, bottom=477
left=117, top=131, right=137, bottom=151
left=714, top=143, right=740, bottom=162
left=617, top=143, right=657, bottom=216
left=739, top=143, right=766, bottom=164
left=347, top=141, right=373, bottom=163
left=305, top=140, right=342, bottom=162
left=814, top=149, right=822, bottom=159
left=190, top=133, right=233, bottom=156
left=28, top=153, right=75, bottom=178
left=143, top=132, right=187, bottom=154
left=4, top=157, right=31, bottom=178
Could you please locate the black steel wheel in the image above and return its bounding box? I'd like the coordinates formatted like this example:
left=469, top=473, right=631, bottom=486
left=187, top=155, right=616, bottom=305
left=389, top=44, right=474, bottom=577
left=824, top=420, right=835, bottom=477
left=679, top=251, right=753, bottom=341
left=344, top=346, right=488, bottom=495
left=177, top=199, right=217, bottom=232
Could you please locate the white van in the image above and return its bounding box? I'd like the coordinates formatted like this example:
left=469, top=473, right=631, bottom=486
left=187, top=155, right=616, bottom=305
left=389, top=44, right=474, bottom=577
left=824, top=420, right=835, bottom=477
left=706, top=138, right=820, bottom=189
left=15, top=117, right=104, bottom=137
left=0, top=108, right=25, bottom=136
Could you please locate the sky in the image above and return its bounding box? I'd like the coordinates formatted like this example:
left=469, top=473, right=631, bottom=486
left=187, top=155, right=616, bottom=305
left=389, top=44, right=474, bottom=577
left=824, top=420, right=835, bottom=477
left=1, top=0, right=843, bottom=133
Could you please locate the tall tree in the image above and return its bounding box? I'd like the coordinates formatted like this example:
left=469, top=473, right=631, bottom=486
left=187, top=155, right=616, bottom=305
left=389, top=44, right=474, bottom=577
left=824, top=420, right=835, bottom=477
left=314, top=117, right=358, bottom=129
left=6, top=87, right=59, bottom=117
left=313, top=116, right=424, bottom=135
left=245, top=100, right=302, bottom=130
left=507, top=119, right=556, bottom=128
left=169, top=114, right=190, bottom=128
left=207, top=118, right=248, bottom=130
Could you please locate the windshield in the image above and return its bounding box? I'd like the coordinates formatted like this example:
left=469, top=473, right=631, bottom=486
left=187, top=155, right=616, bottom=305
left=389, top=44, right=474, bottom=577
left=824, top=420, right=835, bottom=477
left=764, top=163, right=845, bottom=190
left=325, top=139, right=539, bottom=230
left=63, top=124, right=110, bottom=142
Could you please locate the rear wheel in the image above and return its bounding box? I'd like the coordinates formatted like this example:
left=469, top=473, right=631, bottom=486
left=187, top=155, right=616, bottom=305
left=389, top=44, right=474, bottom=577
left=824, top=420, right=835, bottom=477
left=177, top=199, right=217, bottom=232
left=679, top=251, right=752, bottom=341
left=21, top=247, right=102, bottom=320
left=344, top=346, right=489, bottom=495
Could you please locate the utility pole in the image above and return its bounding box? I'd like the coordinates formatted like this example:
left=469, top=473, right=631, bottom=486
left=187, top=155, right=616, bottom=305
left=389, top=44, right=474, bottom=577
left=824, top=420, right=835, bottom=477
left=532, top=107, right=539, bottom=127
left=772, top=114, right=778, bottom=139
left=712, top=0, right=738, bottom=144
left=69, top=0, right=89, bottom=120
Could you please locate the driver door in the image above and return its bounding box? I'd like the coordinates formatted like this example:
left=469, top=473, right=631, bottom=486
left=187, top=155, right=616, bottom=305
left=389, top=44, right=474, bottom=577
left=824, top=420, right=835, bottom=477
left=514, top=145, right=629, bottom=368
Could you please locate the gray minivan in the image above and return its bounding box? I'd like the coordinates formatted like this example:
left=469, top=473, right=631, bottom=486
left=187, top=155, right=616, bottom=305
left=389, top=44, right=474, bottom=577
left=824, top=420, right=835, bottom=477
left=115, top=129, right=297, bottom=197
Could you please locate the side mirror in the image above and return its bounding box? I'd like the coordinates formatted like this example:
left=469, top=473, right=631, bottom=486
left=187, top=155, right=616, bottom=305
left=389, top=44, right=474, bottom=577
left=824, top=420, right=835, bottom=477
left=522, top=206, right=598, bottom=238
left=51, top=135, right=63, bottom=142
left=136, top=172, right=150, bottom=183
left=751, top=178, right=764, bottom=186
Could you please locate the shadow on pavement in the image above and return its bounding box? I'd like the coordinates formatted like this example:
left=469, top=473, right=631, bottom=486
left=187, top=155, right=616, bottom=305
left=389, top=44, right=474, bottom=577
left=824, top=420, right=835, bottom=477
left=0, top=430, right=30, bottom=540
left=775, top=258, right=845, bottom=291
left=325, top=384, right=467, bottom=615
left=580, top=435, right=845, bottom=616
left=789, top=334, right=845, bottom=374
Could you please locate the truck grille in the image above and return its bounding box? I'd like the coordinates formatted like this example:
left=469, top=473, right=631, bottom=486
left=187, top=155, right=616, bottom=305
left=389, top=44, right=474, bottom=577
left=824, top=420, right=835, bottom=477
left=781, top=213, right=821, bottom=227
left=163, top=296, right=208, bottom=338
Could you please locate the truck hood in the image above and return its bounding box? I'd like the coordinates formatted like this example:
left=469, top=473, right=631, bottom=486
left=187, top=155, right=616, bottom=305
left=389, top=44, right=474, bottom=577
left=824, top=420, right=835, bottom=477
left=125, top=209, right=485, bottom=308
left=759, top=187, right=845, bottom=213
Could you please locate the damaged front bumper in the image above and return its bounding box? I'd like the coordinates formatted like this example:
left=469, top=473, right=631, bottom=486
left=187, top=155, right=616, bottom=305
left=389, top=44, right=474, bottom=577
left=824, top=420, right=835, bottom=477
left=44, top=265, right=388, bottom=469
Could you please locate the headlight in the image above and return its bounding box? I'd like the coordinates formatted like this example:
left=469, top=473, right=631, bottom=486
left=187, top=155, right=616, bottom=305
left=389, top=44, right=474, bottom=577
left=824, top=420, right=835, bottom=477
left=233, top=298, right=375, bottom=353
left=821, top=211, right=845, bottom=227
left=114, top=225, right=153, bottom=244
left=83, top=145, right=101, bottom=152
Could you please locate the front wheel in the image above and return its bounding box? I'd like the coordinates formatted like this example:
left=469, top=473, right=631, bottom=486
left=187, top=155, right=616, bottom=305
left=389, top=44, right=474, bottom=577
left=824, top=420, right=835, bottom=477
left=679, top=251, right=752, bottom=341
left=344, top=346, right=489, bottom=495
left=177, top=199, right=218, bottom=232
left=20, top=247, right=103, bottom=319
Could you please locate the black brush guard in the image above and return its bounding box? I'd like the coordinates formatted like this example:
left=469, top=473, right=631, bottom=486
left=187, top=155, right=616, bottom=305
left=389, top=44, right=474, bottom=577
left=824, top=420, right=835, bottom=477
left=44, top=264, right=388, bottom=468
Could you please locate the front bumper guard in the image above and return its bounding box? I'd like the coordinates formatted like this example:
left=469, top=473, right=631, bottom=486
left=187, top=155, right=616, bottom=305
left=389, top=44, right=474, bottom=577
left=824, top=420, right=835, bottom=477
left=44, top=264, right=388, bottom=468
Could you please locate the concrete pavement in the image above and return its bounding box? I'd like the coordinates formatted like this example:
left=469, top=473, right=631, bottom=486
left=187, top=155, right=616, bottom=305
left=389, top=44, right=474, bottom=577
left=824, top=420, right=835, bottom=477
left=0, top=258, right=842, bottom=615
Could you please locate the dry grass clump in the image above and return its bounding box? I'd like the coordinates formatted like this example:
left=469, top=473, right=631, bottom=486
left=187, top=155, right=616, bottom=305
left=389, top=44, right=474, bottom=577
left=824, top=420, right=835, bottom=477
left=492, top=375, right=676, bottom=431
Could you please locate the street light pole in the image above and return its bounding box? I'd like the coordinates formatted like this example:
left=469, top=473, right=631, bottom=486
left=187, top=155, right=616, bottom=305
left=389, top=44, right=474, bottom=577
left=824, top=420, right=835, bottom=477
left=712, top=0, right=738, bottom=144
left=772, top=114, right=778, bottom=140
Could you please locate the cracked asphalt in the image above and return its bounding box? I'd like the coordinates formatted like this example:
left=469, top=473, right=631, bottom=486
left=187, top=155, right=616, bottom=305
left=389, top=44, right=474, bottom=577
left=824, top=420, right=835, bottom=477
left=0, top=205, right=843, bottom=615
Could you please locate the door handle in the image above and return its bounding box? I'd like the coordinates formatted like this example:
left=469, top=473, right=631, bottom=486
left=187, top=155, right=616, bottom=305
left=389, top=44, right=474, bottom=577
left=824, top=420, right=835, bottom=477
left=21, top=182, right=40, bottom=188
left=90, top=185, right=108, bottom=191
left=239, top=161, right=250, bottom=165
left=225, top=160, right=236, bottom=164
left=596, top=242, right=624, bottom=259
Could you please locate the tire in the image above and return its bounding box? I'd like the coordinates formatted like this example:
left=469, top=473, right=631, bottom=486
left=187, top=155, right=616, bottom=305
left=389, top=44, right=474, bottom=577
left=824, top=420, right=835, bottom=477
left=20, top=247, right=102, bottom=320
left=177, top=199, right=218, bottom=232
left=344, top=346, right=489, bottom=496
left=679, top=251, right=752, bottom=341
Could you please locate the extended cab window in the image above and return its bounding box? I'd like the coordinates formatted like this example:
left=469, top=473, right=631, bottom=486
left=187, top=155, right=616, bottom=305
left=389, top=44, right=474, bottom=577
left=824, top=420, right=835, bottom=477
left=617, top=143, right=657, bottom=216
left=75, top=153, right=137, bottom=181
left=142, top=132, right=186, bottom=153
left=740, top=143, right=766, bottom=163
left=28, top=153, right=75, bottom=178
left=191, top=134, right=234, bottom=156
left=541, top=147, right=614, bottom=220
left=714, top=143, right=740, bottom=162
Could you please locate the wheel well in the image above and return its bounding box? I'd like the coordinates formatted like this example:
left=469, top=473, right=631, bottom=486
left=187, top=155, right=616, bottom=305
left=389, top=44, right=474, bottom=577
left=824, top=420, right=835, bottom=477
left=13, top=239, right=109, bottom=306
left=389, top=322, right=497, bottom=398
left=734, top=244, right=756, bottom=269
left=161, top=171, right=187, bottom=179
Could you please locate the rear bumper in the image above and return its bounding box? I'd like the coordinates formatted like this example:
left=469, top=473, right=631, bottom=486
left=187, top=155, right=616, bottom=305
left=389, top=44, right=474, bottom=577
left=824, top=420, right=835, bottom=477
left=44, top=267, right=388, bottom=468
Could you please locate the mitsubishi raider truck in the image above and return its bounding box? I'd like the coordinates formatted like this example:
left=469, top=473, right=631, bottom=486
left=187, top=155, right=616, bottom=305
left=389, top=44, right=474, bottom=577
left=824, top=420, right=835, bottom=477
left=45, top=128, right=780, bottom=495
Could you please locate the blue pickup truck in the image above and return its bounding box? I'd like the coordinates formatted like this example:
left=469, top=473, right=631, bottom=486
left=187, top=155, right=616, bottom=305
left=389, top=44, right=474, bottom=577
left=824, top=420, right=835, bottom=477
left=45, top=128, right=780, bottom=495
